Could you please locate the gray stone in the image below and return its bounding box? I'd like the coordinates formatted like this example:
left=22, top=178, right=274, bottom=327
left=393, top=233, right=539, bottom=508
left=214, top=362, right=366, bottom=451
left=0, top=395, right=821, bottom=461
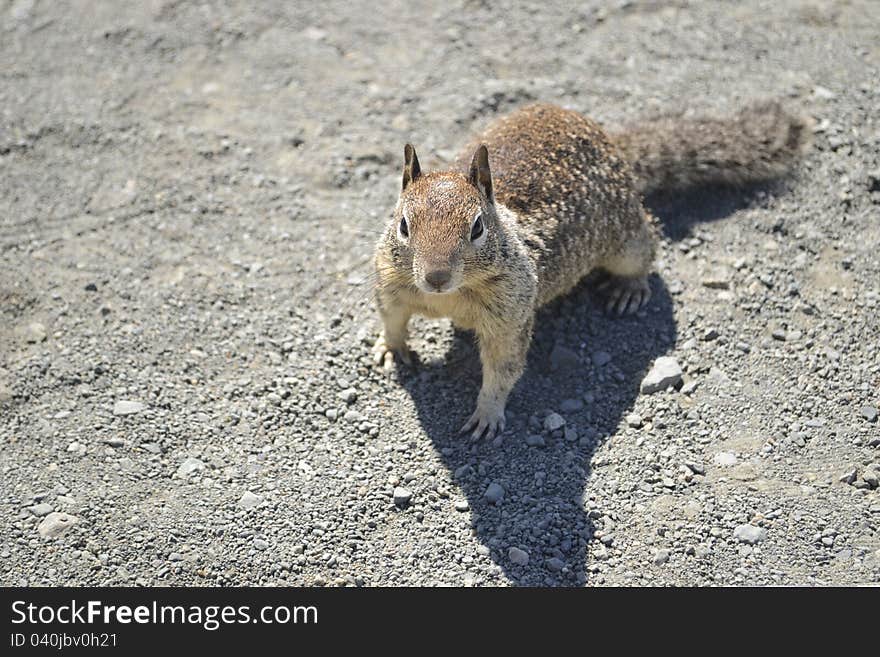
left=484, top=483, right=504, bottom=504
left=238, top=490, right=263, bottom=509
left=546, top=557, right=565, bottom=571
left=454, top=499, right=469, bottom=512
left=453, top=465, right=473, bottom=480
left=393, top=487, right=412, bottom=507
left=733, top=524, right=767, bottom=544
left=24, top=321, right=47, bottom=343
left=337, top=388, right=358, bottom=404
left=253, top=539, right=269, bottom=550
left=685, top=461, right=706, bottom=475
left=625, top=412, right=643, bottom=428
left=702, top=270, right=731, bottom=289
left=591, top=351, right=612, bottom=367
left=525, top=434, right=545, bottom=447
left=640, top=357, right=683, bottom=394
left=176, top=457, right=205, bottom=478
left=29, top=503, right=53, bottom=517
left=37, top=512, right=79, bottom=539
left=653, top=549, right=670, bottom=565
left=543, top=412, right=565, bottom=432
left=713, top=452, right=737, bottom=467
left=860, top=405, right=878, bottom=423
left=113, top=400, right=146, bottom=416
left=508, top=547, right=529, bottom=566
left=839, top=468, right=857, bottom=485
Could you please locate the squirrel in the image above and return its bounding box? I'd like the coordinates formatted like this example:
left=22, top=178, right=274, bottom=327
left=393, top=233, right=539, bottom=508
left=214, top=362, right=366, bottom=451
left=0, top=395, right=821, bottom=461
left=373, top=101, right=811, bottom=439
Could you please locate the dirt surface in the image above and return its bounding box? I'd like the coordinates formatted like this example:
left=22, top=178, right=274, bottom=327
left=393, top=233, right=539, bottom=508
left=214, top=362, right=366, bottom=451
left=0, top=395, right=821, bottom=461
left=1, top=0, right=879, bottom=586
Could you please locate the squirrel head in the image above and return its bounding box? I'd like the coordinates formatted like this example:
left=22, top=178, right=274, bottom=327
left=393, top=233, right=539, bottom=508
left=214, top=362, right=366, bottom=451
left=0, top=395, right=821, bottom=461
left=388, top=143, right=499, bottom=295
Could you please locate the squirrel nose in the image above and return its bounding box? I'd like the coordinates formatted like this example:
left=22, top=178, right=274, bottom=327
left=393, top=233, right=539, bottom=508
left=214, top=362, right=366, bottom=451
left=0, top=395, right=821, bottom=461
left=424, top=269, right=452, bottom=291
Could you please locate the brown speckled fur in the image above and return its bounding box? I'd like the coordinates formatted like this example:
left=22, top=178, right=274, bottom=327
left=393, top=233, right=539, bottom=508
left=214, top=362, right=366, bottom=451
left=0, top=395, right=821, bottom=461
left=373, top=101, right=809, bottom=439
left=613, top=100, right=812, bottom=194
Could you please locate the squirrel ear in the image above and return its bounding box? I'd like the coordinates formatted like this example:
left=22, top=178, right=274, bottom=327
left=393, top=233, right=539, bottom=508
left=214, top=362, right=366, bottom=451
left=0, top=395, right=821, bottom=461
left=402, top=143, right=421, bottom=191
left=468, top=144, right=494, bottom=203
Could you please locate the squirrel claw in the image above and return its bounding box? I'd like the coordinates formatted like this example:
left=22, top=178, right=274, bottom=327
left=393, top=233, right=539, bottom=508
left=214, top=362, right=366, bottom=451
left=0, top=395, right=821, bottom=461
left=372, top=335, right=412, bottom=370
left=598, top=275, right=651, bottom=316
left=460, top=406, right=506, bottom=440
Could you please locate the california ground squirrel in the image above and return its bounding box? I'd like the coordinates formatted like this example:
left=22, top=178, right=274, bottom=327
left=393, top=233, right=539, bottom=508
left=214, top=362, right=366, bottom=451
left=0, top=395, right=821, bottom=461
left=373, top=101, right=810, bottom=439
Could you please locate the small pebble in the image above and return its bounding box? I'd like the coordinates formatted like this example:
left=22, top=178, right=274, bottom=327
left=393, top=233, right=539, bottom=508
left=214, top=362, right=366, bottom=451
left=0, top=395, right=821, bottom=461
left=176, top=457, right=205, bottom=478
left=713, top=452, right=737, bottom=467
left=238, top=490, right=263, bottom=509
left=29, top=503, right=54, bottom=517
left=653, top=549, right=670, bottom=565
left=525, top=434, right=546, bottom=447
left=733, top=524, right=767, bottom=544
left=393, top=487, right=412, bottom=507
left=543, top=412, right=565, bottom=431
left=337, top=388, right=358, bottom=404
left=484, top=482, right=505, bottom=504
left=546, top=557, right=564, bottom=572
left=113, top=400, right=145, bottom=416
left=640, top=357, right=682, bottom=394
left=508, top=547, right=529, bottom=566
left=38, top=512, right=79, bottom=539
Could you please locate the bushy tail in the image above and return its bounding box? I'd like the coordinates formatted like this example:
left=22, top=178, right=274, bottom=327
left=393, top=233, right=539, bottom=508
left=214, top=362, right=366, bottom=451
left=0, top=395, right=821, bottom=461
left=612, top=100, right=812, bottom=195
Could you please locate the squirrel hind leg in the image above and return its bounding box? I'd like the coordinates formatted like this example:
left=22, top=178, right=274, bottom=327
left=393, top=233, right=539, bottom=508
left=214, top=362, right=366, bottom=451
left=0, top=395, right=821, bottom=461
left=596, top=274, right=652, bottom=316
left=596, top=229, right=655, bottom=316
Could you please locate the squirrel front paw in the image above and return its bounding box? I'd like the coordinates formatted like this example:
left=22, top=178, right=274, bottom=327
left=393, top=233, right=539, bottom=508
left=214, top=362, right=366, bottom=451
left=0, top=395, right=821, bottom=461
left=371, top=333, right=413, bottom=370
left=460, top=403, right=506, bottom=440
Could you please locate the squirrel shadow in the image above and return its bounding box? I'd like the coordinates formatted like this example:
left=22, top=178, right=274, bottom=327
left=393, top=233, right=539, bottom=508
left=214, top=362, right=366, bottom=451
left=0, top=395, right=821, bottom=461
left=646, top=180, right=779, bottom=241
left=397, top=276, right=676, bottom=586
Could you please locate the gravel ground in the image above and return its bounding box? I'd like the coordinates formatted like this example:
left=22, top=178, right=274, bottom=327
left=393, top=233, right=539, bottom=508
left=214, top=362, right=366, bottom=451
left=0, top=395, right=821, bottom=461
left=1, top=0, right=879, bottom=587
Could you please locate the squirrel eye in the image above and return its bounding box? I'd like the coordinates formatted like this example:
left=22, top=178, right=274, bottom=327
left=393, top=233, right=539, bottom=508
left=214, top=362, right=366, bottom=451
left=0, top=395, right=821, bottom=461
left=399, top=215, right=409, bottom=239
left=470, top=213, right=484, bottom=241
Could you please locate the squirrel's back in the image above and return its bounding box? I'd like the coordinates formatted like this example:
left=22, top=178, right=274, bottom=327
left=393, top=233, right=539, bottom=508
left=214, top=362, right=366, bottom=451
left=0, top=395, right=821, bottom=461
left=460, top=101, right=812, bottom=201
left=456, top=104, right=650, bottom=304
left=456, top=103, right=638, bottom=216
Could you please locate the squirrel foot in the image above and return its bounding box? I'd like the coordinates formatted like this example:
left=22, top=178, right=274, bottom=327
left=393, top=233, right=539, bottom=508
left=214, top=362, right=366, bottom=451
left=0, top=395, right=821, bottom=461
left=596, top=275, right=651, bottom=316
left=460, top=403, right=506, bottom=440
left=371, top=334, right=412, bottom=370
